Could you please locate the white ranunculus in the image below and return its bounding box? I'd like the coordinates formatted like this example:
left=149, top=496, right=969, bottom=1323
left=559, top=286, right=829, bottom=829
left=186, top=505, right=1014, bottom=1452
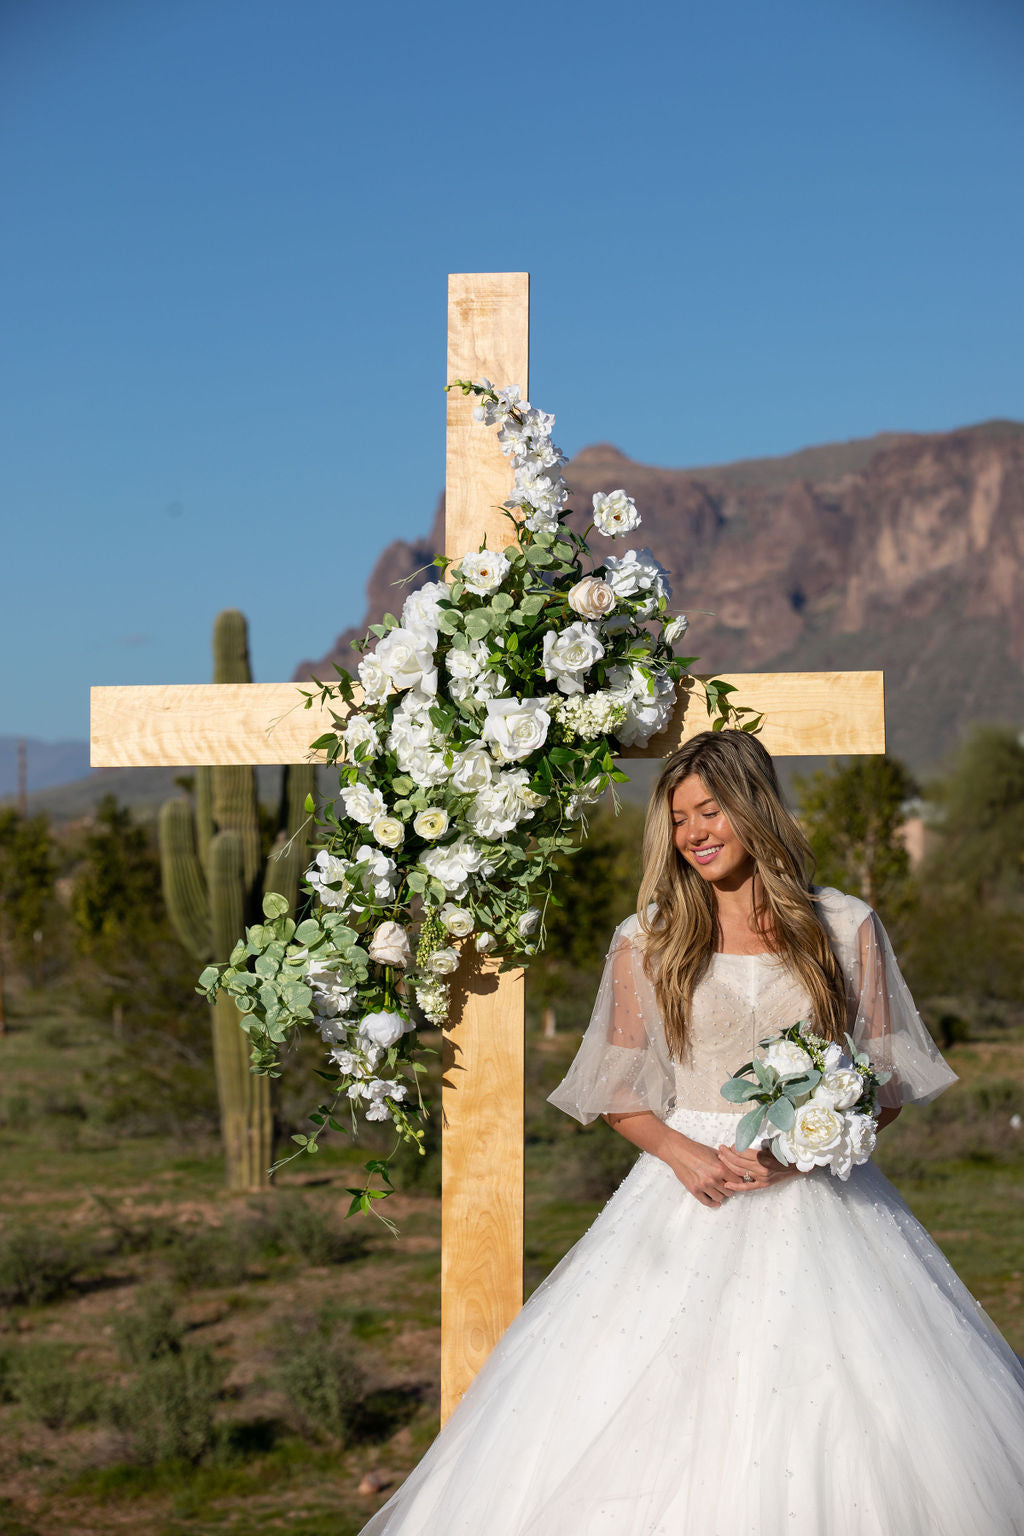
left=542, top=621, right=605, bottom=696
left=814, top=1068, right=863, bottom=1111
left=451, top=744, right=495, bottom=793
left=428, top=946, right=460, bottom=976
left=481, top=698, right=551, bottom=762
left=440, top=903, right=475, bottom=937
left=567, top=575, right=617, bottom=622
left=306, top=850, right=352, bottom=909
left=664, top=614, right=690, bottom=646
left=516, top=908, right=541, bottom=937
left=368, top=920, right=412, bottom=969
left=357, top=654, right=389, bottom=705
left=414, top=807, right=449, bottom=840
left=763, top=1039, right=814, bottom=1077
left=458, top=550, right=511, bottom=594
left=592, top=489, right=641, bottom=537
left=357, top=1010, right=410, bottom=1049
left=602, top=546, right=670, bottom=602
left=475, top=931, right=496, bottom=953
left=371, top=813, right=405, bottom=849
left=786, top=1103, right=845, bottom=1167
left=340, top=783, right=386, bottom=825
left=375, top=626, right=438, bottom=696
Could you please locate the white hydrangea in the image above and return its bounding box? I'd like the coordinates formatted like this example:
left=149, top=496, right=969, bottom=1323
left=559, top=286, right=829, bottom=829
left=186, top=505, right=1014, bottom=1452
left=419, top=835, right=493, bottom=900
left=467, top=767, right=547, bottom=839
left=550, top=691, right=627, bottom=741
left=306, top=850, right=353, bottom=909
left=605, top=664, right=677, bottom=748
left=351, top=844, right=399, bottom=904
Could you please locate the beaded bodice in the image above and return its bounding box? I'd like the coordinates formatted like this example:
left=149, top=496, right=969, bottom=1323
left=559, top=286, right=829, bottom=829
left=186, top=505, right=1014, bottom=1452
left=671, top=953, right=817, bottom=1116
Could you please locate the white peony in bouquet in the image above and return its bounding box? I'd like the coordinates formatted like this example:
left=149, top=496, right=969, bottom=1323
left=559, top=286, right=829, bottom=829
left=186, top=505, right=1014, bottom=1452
left=720, top=1022, right=892, bottom=1180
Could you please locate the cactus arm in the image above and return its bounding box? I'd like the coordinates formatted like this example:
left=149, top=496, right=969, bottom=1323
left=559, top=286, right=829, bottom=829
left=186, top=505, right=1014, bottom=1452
left=158, top=797, right=211, bottom=959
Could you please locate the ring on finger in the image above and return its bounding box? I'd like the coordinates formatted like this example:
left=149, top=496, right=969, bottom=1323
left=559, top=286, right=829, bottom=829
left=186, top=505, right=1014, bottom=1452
left=742, top=1172, right=755, bottom=1183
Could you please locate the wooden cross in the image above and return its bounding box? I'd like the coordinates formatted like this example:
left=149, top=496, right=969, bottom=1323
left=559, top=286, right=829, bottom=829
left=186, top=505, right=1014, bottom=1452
left=91, top=271, right=884, bottom=1426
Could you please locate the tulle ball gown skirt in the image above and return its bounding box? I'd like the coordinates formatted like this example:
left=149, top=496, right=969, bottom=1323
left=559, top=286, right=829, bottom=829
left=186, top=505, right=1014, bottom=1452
left=359, top=1108, right=1024, bottom=1535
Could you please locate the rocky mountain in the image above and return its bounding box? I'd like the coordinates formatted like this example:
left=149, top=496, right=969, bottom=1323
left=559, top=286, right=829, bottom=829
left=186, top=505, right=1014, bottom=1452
left=295, top=419, right=1024, bottom=781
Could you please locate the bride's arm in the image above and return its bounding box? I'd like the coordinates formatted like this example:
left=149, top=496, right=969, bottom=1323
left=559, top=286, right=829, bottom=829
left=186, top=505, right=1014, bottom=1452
left=602, top=1108, right=734, bottom=1209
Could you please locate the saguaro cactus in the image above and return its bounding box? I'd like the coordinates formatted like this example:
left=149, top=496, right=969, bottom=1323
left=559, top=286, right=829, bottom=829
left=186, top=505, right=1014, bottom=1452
left=159, top=609, right=315, bottom=1190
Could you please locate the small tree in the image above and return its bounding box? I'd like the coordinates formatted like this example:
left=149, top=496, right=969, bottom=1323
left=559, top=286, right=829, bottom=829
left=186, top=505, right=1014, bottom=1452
left=0, top=809, right=58, bottom=1003
left=792, top=755, right=918, bottom=924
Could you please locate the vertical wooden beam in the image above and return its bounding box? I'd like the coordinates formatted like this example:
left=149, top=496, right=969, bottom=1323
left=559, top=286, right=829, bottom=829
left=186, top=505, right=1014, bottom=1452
left=441, top=273, right=529, bottom=1423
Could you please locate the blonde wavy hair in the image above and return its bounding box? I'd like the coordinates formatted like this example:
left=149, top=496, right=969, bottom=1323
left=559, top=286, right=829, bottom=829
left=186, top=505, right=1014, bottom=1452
left=636, top=730, right=848, bottom=1058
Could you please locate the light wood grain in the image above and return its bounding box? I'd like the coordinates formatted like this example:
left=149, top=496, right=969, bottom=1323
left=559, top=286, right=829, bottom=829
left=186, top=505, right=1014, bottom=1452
left=441, top=961, right=524, bottom=1422
left=89, top=684, right=352, bottom=766
left=441, top=272, right=531, bottom=1422
left=445, top=273, right=529, bottom=561
left=626, top=671, right=886, bottom=758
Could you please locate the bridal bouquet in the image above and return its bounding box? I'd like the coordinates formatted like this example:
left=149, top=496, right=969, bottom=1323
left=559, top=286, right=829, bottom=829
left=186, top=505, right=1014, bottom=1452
left=198, top=379, right=759, bottom=1210
left=720, top=1022, right=891, bottom=1180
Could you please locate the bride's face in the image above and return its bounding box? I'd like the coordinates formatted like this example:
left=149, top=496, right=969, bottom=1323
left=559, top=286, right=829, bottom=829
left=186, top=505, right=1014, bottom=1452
left=670, top=773, right=755, bottom=887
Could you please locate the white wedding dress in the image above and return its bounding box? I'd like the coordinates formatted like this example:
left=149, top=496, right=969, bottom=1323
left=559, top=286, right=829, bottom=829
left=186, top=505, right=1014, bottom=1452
left=359, top=888, right=1024, bottom=1535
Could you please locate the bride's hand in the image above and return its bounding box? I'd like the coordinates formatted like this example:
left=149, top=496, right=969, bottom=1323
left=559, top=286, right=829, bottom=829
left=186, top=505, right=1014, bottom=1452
left=716, top=1143, right=813, bottom=1192
left=663, top=1134, right=734, bottom=1209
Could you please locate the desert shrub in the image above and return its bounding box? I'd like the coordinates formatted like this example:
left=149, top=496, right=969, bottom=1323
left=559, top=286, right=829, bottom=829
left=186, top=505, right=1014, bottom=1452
left=876, top=1077, right=1024, bottom=1182
left=247, top=1194, right=368, bottom=1267
left=108, top=1348, right=223, bottom=1465
left=270, top=1313, right=367, bottom=1445
left=113, top=1286, right=185, bottom=1366
left=0, top=1225, right=79, bottom=1306
left=163, top=1221, right=255, bottom=1290
left=9, top=1342, right=100, bottom=1429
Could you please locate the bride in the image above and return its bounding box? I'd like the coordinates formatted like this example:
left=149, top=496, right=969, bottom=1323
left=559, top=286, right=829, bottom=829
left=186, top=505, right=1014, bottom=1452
left=359, top=730, right=1024, bottom=1534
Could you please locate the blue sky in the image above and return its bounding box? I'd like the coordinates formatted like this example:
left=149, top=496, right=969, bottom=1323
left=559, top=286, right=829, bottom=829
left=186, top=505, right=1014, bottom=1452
left=2, top=0, right=1022, bottom=742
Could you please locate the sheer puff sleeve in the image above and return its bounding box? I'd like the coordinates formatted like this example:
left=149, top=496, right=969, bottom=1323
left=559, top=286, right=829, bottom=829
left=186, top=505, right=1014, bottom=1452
left=814, top=886, right=959, bottom=1109
left=547, top=913, right=675, bottom=1126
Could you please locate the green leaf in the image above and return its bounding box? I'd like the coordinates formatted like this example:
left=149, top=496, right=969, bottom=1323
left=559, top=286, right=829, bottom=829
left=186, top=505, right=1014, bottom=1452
left=262, top=891, right=289, bottom=920
left=197, top=965, right=220, bottom=993
left=720, top=1077, right=763, bottom=1103
left=767, top=1096, right=796, bottom=1131
left=735, top=1104, right=767, bottom=1152
left=294, top=918, right=323, bottom=944
left=464, top=610, right=492, bottom=640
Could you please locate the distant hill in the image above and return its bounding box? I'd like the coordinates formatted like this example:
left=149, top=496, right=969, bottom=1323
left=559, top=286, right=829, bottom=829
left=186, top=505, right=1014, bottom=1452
left=0, top=736, right=92, bottom=799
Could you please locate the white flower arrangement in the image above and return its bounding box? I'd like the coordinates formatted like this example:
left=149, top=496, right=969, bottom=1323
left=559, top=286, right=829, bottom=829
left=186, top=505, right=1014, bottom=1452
left=199, top=380, right=761, bottom=1217
left=720, top=1021, right=892, bottom=1179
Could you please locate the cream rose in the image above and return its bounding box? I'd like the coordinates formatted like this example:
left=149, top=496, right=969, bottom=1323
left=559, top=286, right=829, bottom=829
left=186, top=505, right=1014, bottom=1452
left=371, top=813, right=405, bottom=849
left=428, top=946, right=460, bottom=976
left=440, top=903, right=475, bottom=938
left=814, top=1069, right=863, bottom=1111
left=367, top=921, right=412, bottom=969
left=567, top=575, right=616, bottom=621
left=516, top=907, right=541, bottom=937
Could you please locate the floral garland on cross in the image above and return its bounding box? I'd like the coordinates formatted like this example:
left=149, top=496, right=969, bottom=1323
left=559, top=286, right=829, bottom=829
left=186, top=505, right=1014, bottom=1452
left=199, top=381, right=761, bottom=1228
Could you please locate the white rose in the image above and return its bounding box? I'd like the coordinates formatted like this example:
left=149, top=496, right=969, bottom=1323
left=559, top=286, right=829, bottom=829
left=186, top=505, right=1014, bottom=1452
left=375, top=626, right=438, bottom=696
left=516, top=908, right=541, bottom=937
left=814, top=1068, right=863, bottom=1111
left=401, top=580, right=447, bottom=645
left=592, top=489, right=641, bottom=537
left=821, top=1042, right=845, bottom=1072
left=451, top=745, right=494, bottom=793
left=446, top=643, right=486, bottom=680
left=357, top=654, right=389, bottom=705
left=371, top=814, right=405, bottom=849
left=414, top=807, right=450, bottom=840
left=788, top=1102, right=845, bottom=1166
left=367, top=921, right=412, bottom=969
left=440, top=903, right=475, bottom=937
left=567, top=575, right=617, bottom=621
left=357, top=1010, right=410, bottom=1049
left=664, top=614, right=689, bottom=646
left=762, top=1039, right=814, bottom=1077
left=458, top=550, right=511, bottom=594
left=481, top=698, right=551, bottom=762
left=340, top=783, right=386, bottom=825
left=475, top=931, right=496, bottom=953
left=542, top=621, right=605, bottom=696
left=428, top=946, right=460, bottom=976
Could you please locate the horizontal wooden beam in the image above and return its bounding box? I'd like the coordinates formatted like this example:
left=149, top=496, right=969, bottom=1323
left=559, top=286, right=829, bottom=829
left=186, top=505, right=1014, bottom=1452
left=90, top=670, right=884, bottom=768
left=627, top=670, right=885, bottom=758
left=89, top=683, right=340, bottom=767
